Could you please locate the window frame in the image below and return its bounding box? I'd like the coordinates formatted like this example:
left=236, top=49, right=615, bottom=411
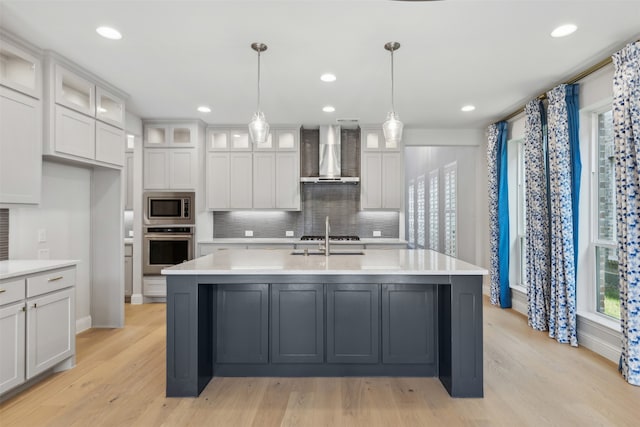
left=428, top=169, right=439, bottom=251
left=443, top=161, right=457, bottom=257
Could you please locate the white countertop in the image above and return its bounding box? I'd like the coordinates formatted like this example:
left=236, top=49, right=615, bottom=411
left=198, top=238, right=408, bottom=245
left=0, top=260, right=79, bottom=280
left=163, top=249, right=487, bottom=276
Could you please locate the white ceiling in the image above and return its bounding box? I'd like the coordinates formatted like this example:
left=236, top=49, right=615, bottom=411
left=1, top=0, right=638, bottom=129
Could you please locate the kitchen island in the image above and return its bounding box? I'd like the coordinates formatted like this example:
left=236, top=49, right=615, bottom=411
left=163, top=249, right=487, bottom=398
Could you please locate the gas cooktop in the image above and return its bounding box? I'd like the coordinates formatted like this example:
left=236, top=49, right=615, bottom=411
left=300, top=235, right=360, bottom=241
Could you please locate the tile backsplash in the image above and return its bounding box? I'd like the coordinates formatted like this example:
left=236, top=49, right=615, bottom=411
left=212, top=184, right=399, bottom=238
left=0, top=209, right=7, bottom=260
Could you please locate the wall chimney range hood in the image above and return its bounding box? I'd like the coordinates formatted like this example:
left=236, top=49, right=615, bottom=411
left=300, top=125, right=360, bottom=184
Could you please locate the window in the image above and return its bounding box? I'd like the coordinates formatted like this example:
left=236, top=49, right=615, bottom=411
left=443, top=162, right=457, bottom=257
left=428, top=169, right=439, bottom=251
left=417, top=175, right=425, bottom=248
left=593, top=109, right=619, bottom=319
left=517, top=140, right=526, bottom=286
left=408, top=180, right=415, bottom=248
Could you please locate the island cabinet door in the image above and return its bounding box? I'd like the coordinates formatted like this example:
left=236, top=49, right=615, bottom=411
left=270, top=283, right=323, bottom=363
left=381, top=284, right=436, bottom=364
left=216, top=284, right=268, bottom=364
left=326, top=283, right=379, bottom=364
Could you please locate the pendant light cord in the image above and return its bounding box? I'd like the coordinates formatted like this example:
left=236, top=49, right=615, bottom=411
left=257, top=50, right=261, bottom=112
left=390, top=49, right=395, bottom=113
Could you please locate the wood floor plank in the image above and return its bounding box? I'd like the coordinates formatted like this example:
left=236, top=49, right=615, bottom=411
left=2, top=299, right=639, bottom=426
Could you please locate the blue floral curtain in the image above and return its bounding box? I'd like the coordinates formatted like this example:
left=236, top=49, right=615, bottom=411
left=546, top=84, right=578, bottom=346
left=524, top=99, right=550, bottom=330
left=612, top=41, right=640, bottom=386
left=488, top=121, right=511, bottom=308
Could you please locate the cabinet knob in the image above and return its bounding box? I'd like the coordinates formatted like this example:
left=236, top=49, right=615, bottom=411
left=48, top=276, right=64, bottom=282
left=0, top=288, right=6, bottom=293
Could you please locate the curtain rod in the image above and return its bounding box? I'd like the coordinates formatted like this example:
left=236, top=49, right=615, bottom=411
left=499, top=39, right=639, bottom=123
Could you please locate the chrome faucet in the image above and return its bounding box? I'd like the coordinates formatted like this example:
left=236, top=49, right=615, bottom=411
left=320, top=216, right=331, bottom=256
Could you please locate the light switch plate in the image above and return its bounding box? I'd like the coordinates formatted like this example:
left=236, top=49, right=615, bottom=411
left=285, top=230, right=294, bottom=237
left=245, top=230, right=254, bottom=237
left=373, top=230, right=382, bottom=237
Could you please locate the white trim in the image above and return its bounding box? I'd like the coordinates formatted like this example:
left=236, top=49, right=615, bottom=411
left=577, top=315, right=622, bottom=363
left=130, top=293, right=144, bottom=305
left=76, top=315, right=91, bottom=333
left=510, top=286, right=528, bottom=315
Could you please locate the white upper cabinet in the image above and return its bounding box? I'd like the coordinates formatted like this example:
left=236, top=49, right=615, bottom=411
left=360, top=126, right=403, bottom=210
left=95, top=121, right=125, bottom=166
left=0, top=39, right=41, bottom=99
left=96, top=87, right=124, bottom=129
left=206, top=127, right=251, bottom=151
left=144, top=123, right=196, bottom=147
left=144, top=149, right=196, bottom=190
left=43, top=53, right=127, bottom=169
left=361, top=127, right=400, bottom=151
left=54, top=64, right=95, bottom=116
left=0, top=86, right=42, bottom=205
left=253, top=127, right=299, bottom=151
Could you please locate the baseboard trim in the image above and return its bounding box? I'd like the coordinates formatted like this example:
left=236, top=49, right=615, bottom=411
left=76, top=315, right=92, bottom=334
left=577, top=316, right=622, bottom=363
left=130, top=293, right=144, bottom=305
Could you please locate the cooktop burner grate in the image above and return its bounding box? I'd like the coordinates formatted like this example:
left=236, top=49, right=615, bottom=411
left=300, top=235, right=360, bottom=241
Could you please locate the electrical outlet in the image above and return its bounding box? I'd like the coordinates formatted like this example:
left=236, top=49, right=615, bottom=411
left=373, top=230, right=382, bottom=237
left=38, top=228, right=46, bottom=243
left=244, top=230, right=254, bottom=237
left=285, top=230, right=294, bottom=237
left=38, top=248, right=50, bottom=260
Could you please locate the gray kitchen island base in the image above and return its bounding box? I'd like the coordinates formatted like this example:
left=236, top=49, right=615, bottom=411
left=165, top=273, right=483, bottom=398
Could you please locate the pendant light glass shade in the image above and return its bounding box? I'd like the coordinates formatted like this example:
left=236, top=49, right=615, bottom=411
left=249, top=111, right=269, bottom=145
left=382, top=42, right=403, bottom=146
left=249, top=42, right=269, bottom=144
left=383, top=111, right=403, bottom=147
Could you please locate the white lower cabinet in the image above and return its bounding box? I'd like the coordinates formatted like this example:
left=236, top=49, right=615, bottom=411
left=0, top=302, right=25, bottom=394
left=0, top=265, right=76, bottom=397
left=26, top=287, right=74, bottom=379
left=124, top=244, right=133, bottom=299
left=0, top=86, right=42, bottom=205
left=144, top=149, right=196, bottom=190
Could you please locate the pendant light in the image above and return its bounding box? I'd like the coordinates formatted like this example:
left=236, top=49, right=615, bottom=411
left=248, top=42, right=269, bottom=144
left=382, top=41, right=403, bottom=146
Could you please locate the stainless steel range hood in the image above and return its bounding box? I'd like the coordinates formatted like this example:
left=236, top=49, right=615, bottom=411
left=300, top=125, right=360, bottom=184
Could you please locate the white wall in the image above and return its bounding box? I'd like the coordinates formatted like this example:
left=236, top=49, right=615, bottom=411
left=9, top=161, right=92, bottom=330
left=405, top=145, right=481, bottom=265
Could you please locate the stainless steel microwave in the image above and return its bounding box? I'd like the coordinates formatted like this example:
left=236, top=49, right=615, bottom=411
left=143, top=191, right=194, bottom=225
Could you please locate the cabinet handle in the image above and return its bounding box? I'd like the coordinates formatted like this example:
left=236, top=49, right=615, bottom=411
left=48, top=276, right=64, bottom=282
left=0, top=288, right=6, bottom=293
left=33, top=303, right=37, bottom=309
left=22, top=306, right=26, bottom=312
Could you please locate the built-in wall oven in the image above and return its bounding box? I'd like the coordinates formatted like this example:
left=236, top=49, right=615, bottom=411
left=143, top=191, right=196, bottom=275
left=143, top=226, right=194, bottom=275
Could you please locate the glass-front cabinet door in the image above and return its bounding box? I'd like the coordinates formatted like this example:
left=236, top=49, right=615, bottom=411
left=96, top=87, right=124, bottom=129
left=54, top=64, right=95, bottom=116
left=0, top=40, right=41, bottom=99
left=275, top=129, right=298, bottom=151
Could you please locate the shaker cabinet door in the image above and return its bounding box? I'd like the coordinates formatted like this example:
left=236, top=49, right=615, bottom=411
left=271, top=283, right=323, bottom=363
left=326, top=283, right=379, bottom=364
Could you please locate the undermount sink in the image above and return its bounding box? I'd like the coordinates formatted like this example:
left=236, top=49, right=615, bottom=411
left=290, top=249, right=365, bottom=256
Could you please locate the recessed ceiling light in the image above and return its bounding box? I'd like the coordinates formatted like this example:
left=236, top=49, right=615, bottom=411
left=320, top=73, right=336, bottom=82
left=197, top=106, right=211, bottom=113
left=461, top=105, right=476, bottom=112
left=323, top=106, right=335, bottom=113
left=551, top=24, right=577, bottom=38
left=96, top=26, right=122, bottom=40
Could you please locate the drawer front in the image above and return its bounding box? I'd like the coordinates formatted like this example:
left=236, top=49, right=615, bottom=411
left=0, top=278, right=26, bottom=306
left=26, top=267, right=75, bottom=298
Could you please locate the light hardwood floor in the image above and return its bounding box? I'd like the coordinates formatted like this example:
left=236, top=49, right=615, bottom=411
left=1, top=298, right=639, bottom=426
